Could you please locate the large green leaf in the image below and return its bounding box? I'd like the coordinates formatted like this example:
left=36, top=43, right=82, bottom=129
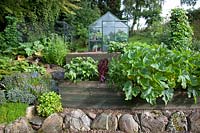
left=162, top=89, right=174, bottom=105
left=177, top=75, right=190, bottom=89
left=123, top=81, right=133, bottom=100
left=187, top=87, right=199, bottom=104
left=132, top=86, right=140, bottom=97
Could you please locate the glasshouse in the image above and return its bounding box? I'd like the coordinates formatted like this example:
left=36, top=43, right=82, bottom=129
left=89, top=11, right=129, bottom=52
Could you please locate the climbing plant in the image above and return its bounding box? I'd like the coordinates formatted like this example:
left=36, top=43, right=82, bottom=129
left=169, top=8, right=193, bottom=50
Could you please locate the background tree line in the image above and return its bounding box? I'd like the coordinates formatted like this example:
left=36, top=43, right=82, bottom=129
left=0, top=0, right=200, bottom=48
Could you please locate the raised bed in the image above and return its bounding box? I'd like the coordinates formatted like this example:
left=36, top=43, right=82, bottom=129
left=59, top=81, right=200, bottom=110
left=66, top=52, right=120, bottom=63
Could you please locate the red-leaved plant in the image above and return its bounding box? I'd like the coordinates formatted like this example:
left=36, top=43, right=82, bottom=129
left=98, top=58, right=108, bottom=82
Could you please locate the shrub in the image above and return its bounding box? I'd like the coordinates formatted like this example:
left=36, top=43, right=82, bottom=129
left=43, top=35, right=69, bottom=66
left=109, top=42, right=200, bottom=105
left=0, top=16, right=20, bottom=55
left=37, top=91, right=63, bottom=117
left=0, top=90, right=6, bottom=105
left=64, top=57, right=98, bottom=82
left=169, top=8, right=193, bottom=49
left=7, top=89, right=36, bottom=104
left=0, top=102, right=28, bottom=124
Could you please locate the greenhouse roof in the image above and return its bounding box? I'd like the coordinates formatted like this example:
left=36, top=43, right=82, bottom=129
left=89, top=11, right=128, bottom=28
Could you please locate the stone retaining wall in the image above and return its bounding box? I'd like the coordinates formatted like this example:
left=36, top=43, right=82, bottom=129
left=1, top=106, right=200, bottom=133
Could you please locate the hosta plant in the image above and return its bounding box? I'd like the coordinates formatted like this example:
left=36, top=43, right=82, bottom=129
left=64, top=57, right=98, bottom=82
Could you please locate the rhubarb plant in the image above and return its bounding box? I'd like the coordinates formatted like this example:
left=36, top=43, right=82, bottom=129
left=109, top=42, right=200, bottom=105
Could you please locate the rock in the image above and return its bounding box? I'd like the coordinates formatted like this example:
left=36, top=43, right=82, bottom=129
left=167, top=111, right=188, bottom=132
left=87, top=112, right=97, bottom=120
left=51, top=71, right=65, bottom=80
left=189, top=110, right=200, bottom=132
left=29, top=116, right=44, bottom=130
left=64, top=109, right=91, bottom=132
left=139, top=110, right=168, bottom=133
left=26, top=106, right=36, bottom=120
left=5, top=117, right=34, bottom=133
left=38, top=113, right=63, bottom=133
left=0, top=124, right=6, bottom=133
left=119, top=114, right=139, bottom=133
left=91, top=113, right=118, bottom=131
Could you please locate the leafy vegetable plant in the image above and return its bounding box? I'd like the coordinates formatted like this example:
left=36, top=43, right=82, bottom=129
left=108, top=41, right=128, bottom=53
left=109, top=42, right=200, bottom=105
left=64, top=57, right=98, bottom=82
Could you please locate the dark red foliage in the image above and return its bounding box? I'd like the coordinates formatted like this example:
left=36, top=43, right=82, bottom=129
left=98, top=58, right=109, bottom=82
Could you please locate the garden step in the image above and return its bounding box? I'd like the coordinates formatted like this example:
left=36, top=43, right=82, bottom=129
left=60, top=88, right=121, bottom=96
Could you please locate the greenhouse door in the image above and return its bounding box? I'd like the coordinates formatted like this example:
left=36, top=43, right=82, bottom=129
left=102, top=21, right=115, bottom=51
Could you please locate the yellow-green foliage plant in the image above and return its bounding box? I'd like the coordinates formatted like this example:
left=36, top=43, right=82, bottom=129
left=37, top=91, right=63, bottom=117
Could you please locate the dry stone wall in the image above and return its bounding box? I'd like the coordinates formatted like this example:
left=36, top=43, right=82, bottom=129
left=1, top=106, right=200, bottom=133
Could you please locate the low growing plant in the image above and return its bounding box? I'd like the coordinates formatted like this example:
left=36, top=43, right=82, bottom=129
left=37, top=91, right=63, bottom=117
left=7, top=89, right=36, bottom=104
left=64, top=57, right=98, bottom=82
left=1, top=72, right=56, bottom=98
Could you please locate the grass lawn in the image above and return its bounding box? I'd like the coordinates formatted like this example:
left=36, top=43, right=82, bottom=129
left=0, top=102, right=28, bottom=124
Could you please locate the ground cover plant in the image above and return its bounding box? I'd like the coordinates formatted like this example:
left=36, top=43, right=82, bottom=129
left=1, top=72, right=57, bottom=96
